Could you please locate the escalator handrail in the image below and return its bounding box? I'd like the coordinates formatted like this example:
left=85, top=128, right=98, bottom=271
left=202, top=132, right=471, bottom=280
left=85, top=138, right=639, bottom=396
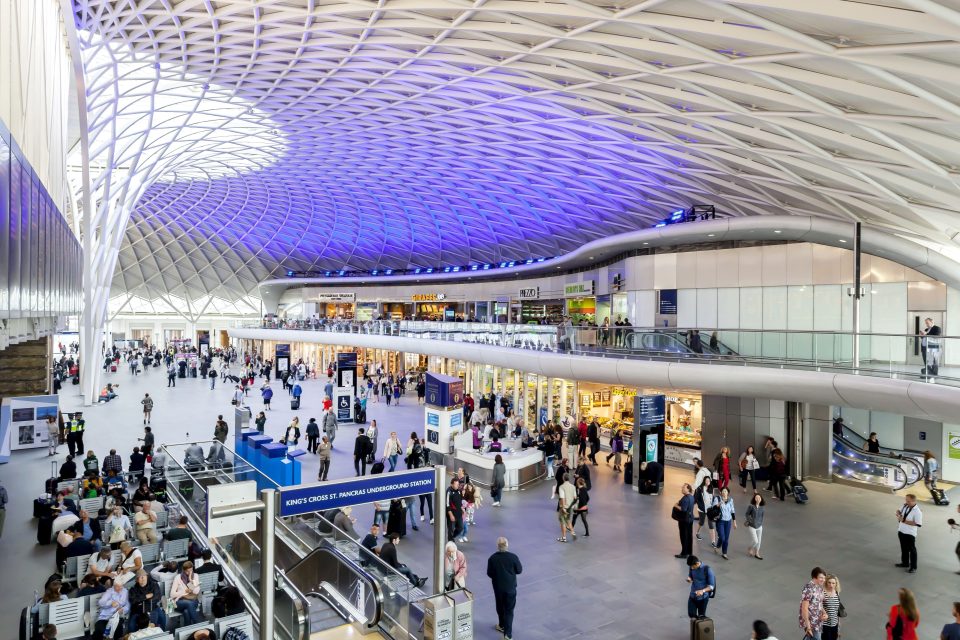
left=288, top=544, right=384, bottom=629
left=840, top=424, right=928, bottom=459
left=832, top=446, right=909, bottom=492
left=833, top=430, right=925, bottom=481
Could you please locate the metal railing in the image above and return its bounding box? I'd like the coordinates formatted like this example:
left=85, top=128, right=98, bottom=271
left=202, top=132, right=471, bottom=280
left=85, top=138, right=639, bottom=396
left=235, top=320, right=959, bottom=388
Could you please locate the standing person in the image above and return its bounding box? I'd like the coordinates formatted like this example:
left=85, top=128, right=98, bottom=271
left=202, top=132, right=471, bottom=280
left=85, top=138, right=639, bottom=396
left=354, top=428, right=372, bottom=476
left=865, top=432, right=881, bottom=454
left=323, top=409, right=338, bottom=449
left=587, top=416, right=600, bottom=465
left=317, top=436, right=332, bottom=481
left=213, top=415, right=229, bottom=444
left=305, top=418, right=320, bottom=454
left=739, top=446, right=760, bottom=493
left=920, top=316, right=942, bottom=376
left=557, top=472, right=577, bottom=543
left=886, top=588, right=920, bottom=640
left=284, top=418, right=301, bottom=447
left=551, top=458, right=568, bottom=501
left=261, top=383, right=273, bottom=410
left=762, top=437, right=777, bottom=490
left=383, top=431, right=402, bottom=472
left=167, top=362, right=176, bottom=387
left=208, top=366, right=217, bottom=390
left=565, top=424, right=579, bottom=469
left=745, top=492, right=766, bottom=560
left=821, top=575, right=842, bottom=640
left=674, top=483, right=695, bottom=558
left=446, top=477, right=464, bottom=542
left=895, top=494, right=923, bottom=574
left=799, top=567, right=827, bottom=640
left=751, top=620, right=777, bottom=640
left=685, top=555, right=715, bottom=620
left=941, top=602, right=960, bottom=640
left=444, top=541, right=467, bottom=591
left=924, top=450, right=939, bottom=489
left=46, top=416, right=59, bottom=456
left=694, top=476, right=716, bottom=546
left=0, top=479, right=7, bottom=539
left=609, top=430, right=624, bottom=472
left=770, top=451, right=789, bottom=501
left=713, top=446, right=732, bottom=491
left=138, top=427, right=154, bottom=460
left=254, top=411, right=267, bottom=433
left=367, top=420, right=379, bottom=459
left=141, top=394, right=153, bottom=425
left=693, top=458, right=711, bottom=493
left=570, top=476, right=590, bottom=537
left=487, top=537, right=522, bottom=640
left=710, top=487, right=736, bottom=559
left=491, top=454, right=506, bottom=507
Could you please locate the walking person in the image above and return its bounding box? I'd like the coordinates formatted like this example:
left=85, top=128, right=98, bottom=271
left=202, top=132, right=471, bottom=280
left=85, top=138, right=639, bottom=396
left=384, top=431, right=402, bottom=472
left=886, top=588, right=920, bottom=640
left=745, top=492, right=765, bottom=559
left=710, top=487, right=736, bottom=559
left=557, top=472, right=577, bottom=542
left=738, top=445, right=760, bottom=493
left=444, top=541, right=467, bottom=591
left=446, top=477, right=464, bottom=542
left=261, top=383, right=273, bottom=410
left=571, top=476, right=590, bottom=537
left=551, top=458, right=569, bottom=500
left=46, top=416, right=59, bottom=456
left=141, top=394, right=154, bottom=425
left=713, top=446, right=732, bottom=491
left=283, top=418, right=301, bottom=447
left=895, top=494, right=923, bottom=573
left=770, top=450, right=789, bottom=501
left=821, top=575, right=842, bottom=640
left=941, top=601, right=960, bottom=640
left=674, top=482, right=695, bottom=558
left=924, top=450, right=939, bottom=489
left=367, top=420, right=379, bottom=459
left=609, top=429, right=624, bottom=472
left=694, top=476, right=716, bottom=549
left=354, top=428, right=371, bottom=476
left=322, top=408, right=337, bottom=449
left=685, top=555, right=715, bottom=619
left=166, top=362, right=176, bottom=387
left=317, top=436, right=331, bottom=481
left=487, top=537, right=522, bottom=640
left=799, top=567, right=827, bottom=640
left=587, top=416, right=600, bottom=465
left=491, top=454, right=506, bottom=507
left=306, top=418, right=320, bottom=454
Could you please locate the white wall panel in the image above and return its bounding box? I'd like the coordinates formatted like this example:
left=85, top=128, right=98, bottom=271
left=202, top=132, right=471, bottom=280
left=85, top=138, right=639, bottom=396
left=813, top=285, right=842, bottom=331
left=787, top=286, right=814, bottom=330
left=761, top=245, right=788, bottom=286
left=716, top=248, right=740, bottom=288
left=869, top=256, right=906, bottom=283
left=947, top=287, right=960, bottom=366
left=870, top=411, right=905, bottom=449
left=627, top=255, right=655, bottom=290
left=677, top=289, right=697, bottom=328
left=740, top=287, right=763, bottom=329
left=762, top=286, right=788, bottom=330
left=676, top=252, right=698, bottom=289
left=695, top=251, right=718, bottom=289
left=812, top=245, right=845, bottom=285
left=786, top=243, right=813, bottom=285
left=696, top=289, right=718, bottom=329
left=653, top=253, right=677, bottom=290
left=631, top=290, right=656, bottom=326
left=738, top=247, right=763, bottom=287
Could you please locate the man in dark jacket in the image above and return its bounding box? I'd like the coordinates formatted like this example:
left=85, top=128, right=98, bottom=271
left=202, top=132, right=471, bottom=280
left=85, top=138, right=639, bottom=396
left=128, top=570, right=167, bottom=632
left=587, top=418, right=601, bottom=465
left=487, top=536, right=523, bottom=640
left=354, top=429, right=372, bottom=476
left=379, top=532, right=427, bottom=587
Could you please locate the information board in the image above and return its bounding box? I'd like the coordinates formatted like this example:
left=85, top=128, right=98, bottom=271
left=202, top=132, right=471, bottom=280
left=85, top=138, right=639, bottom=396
left=636, top=394, right=666, bottom=426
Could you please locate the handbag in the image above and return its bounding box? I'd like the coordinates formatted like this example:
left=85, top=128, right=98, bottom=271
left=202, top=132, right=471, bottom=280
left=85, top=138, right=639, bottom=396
left=109, top=524, right=126, bottom=544
left=886, top=607, right=904, bottom=640
left=671, top=506, right=685, bottom=522
left=837, top=598, right=847, bottom=618
left=706, top=505, right=721, bottom=521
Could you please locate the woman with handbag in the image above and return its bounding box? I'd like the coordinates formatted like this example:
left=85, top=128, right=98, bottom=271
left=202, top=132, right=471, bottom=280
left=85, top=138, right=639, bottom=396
left=709, top=487, right=736, bottom=560
left=745, top=492, right=765, bottom=559
left=571, top=476, right=591, bottom=537
left=171, top=561, right=202, bottom=625
left=738, top=446, right=760, bottom=493
left=886, top=587, right=919, bottom=640
left=443, top=541, right=467, bottom=591
left=712, top=447, right=732, bottom=491
left=673, top=483, right=695, bottom=558
left=821, top=575, right=843, bottom=640
left=694, top=476, right=716, bottom=548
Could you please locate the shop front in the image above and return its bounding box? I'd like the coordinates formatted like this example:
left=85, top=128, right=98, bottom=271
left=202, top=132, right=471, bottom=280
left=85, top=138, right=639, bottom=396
left=413, top=293, right=463, bottom=320
left=381, top=302, right=409, bottom=320
left=315, top=292, right=357, bottom=319
left=517, top=285, right=564, bottom=324
left=577, top=382, right=702, bottom=465
left=564, top=280, right=596, bottom=325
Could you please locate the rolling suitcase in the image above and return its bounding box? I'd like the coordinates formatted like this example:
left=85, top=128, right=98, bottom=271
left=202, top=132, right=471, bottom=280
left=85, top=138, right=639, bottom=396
left=624, top=459, right=633, bottom=485
left=291, top=397, right=301, bottom=410
left=110, top=365, right=117, bottom=372
left=691, top=617, right=714, bottom=640
left=931, top=487, right=950, bottom=506
left=791, top=478, right=809, bottom=504
left=370, top=459, right=385, bottom=475
left=37, top=514, right=54, bottom=545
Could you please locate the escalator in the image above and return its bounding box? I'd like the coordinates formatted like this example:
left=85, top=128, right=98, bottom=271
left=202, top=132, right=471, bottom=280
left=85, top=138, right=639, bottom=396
left=831, top=427, right=924, bottom=492
left=623, top=329, right=739, bottom=358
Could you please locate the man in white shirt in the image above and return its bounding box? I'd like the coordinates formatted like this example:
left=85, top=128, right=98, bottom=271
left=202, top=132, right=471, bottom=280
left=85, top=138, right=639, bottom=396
left=557, top=474, right=577, bottom=542
left=895, top=493, right=922, bottom=573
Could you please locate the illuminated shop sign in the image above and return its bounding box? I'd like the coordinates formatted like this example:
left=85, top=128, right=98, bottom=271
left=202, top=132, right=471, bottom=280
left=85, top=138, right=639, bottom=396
left=519, top=287, right=539, bottom=300
left=316, top=292, right=356, bottom=302
left=413, top=293, right=447, bottom=302
left=563, top=280, right=594, bottom=298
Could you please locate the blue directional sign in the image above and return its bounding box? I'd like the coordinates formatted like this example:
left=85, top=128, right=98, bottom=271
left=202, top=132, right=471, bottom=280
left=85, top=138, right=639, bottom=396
left=278, top=468, right=436, bottom=517
left=637, top=394, right=666, bottom=426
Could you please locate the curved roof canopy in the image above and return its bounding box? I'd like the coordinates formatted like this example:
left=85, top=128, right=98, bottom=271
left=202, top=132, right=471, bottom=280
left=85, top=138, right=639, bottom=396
left=72, top=0, right=960, bottom=305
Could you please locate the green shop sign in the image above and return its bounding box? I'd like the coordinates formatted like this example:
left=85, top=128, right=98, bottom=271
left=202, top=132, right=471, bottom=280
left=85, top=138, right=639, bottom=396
left=564, top=280, right=594, bottom=297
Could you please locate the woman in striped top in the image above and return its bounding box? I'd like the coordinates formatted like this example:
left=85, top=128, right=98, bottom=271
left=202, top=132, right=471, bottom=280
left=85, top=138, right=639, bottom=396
left=822, top=575, right=842, bottom=640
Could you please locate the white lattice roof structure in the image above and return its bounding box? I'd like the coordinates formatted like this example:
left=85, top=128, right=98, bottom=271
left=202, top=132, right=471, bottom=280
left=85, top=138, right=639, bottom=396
left=69, top=0, right=960, bottom=312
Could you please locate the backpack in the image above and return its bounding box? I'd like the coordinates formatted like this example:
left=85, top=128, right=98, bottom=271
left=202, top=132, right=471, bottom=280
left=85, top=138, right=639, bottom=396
left=223, top=628, right=251, bottom=640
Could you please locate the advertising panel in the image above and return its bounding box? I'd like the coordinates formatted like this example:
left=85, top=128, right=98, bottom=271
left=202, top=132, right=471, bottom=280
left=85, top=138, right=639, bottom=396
left=0, top=394, right=59, bottom=460
left=636, top=394, right=666, bottom=426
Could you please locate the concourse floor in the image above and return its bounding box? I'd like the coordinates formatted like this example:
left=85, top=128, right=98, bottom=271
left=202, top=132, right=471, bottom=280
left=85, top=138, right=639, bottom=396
left=2, top=363, right=959, bottom=640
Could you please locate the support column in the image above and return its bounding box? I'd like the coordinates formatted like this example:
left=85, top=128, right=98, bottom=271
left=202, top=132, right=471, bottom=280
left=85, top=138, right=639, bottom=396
left=852, top=222, right=862, bottom=369
left=786, top=401, right=803, bottom=480
left=260, top=489, right=276, bottom=640
left=433, top=465, right=447, bottom=594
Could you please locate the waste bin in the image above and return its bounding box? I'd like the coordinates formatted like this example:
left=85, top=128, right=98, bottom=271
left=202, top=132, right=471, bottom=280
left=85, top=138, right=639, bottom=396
left=423, top=594, right=455, bottom=640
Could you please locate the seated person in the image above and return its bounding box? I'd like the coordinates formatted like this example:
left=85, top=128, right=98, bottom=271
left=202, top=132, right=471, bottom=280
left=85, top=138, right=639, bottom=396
left=66, top=527, right=97, bottom=558
left=31, top=580, right=67, bottom=614
left=92, top=581, right=129, bottom=640
left=128, top=447, right=146, bottom=480
left=132, top=479, right=153, bottom=505
left=165, top=516, right=193, bottom=542
left=195, top=549, right=224, bottom=582
left=75, top=509, right=103, bottom=547
left=114, top=541, right=144, bottom=586
left=185, top=629, right=217, bottom=640
left=104, top=505, right=133, bottom=547
left=170, top=561, right=202, bottom=625
left=378, top=532, right=427, bottom=588
left=97, top=383, right=118, bottom=402
left=133, top=503, right=158, bottom=544
left=82, top=451, right=101, bottom=478
left=127, top=570, right=167, bottom=633
left=51, top=505, right=80, bottom=539
left=53, top=490, right=79, bottom=516
left=149, top=560, right=179, bottom=593
left=211, top=585, right=244, bottom=618
left=105, top=486, right=127, bottom=511
left=126, top=612, right=163, bottom=639
left=81, top=475, right=104, bottom=498
left=184, top=443, right=205, bottom=468
left=102, top=449, right=123, bottom=475
left=58, top=455, right=77, bottom=480
left=105, top=469, right=124, bottom=490
left=76, top=573, right=106, bottom=597
left=88, top=548, right=118, bottom=582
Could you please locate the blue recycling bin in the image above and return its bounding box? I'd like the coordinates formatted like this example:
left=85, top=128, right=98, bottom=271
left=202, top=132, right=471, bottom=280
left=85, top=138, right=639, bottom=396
left=236, top=429, right=260, bottom=460
left=260, top=442, right=289, bottom=487
left=283, top=449, right=306, bottom=486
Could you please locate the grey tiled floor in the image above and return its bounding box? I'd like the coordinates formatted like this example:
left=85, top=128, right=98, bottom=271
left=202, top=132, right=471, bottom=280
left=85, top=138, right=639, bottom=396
left=2, top=363, right=958, bottom=639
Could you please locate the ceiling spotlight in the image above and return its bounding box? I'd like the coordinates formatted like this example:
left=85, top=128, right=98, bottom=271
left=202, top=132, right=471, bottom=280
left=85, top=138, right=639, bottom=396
left=838, top=239, right=847, bottom=243
left=773, top=230, right=782, bottom=234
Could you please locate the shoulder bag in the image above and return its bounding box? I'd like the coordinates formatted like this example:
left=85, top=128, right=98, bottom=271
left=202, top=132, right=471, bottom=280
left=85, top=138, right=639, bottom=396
left=837, top=597, right=847, bottom=618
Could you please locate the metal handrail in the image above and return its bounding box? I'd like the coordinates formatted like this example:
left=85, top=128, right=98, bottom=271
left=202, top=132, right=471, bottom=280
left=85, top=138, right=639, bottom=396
left=832, top=447, right=908, bottom=492
left=294, top=547, right=384, bottom=629
left=833, top=434, right=924, bottom=483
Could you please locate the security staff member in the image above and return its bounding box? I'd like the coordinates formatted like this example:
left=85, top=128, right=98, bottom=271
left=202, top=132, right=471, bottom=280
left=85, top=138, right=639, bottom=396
left=71, top=414, right=86, bottom=454
left=895, top=494, right=923, bottom=574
